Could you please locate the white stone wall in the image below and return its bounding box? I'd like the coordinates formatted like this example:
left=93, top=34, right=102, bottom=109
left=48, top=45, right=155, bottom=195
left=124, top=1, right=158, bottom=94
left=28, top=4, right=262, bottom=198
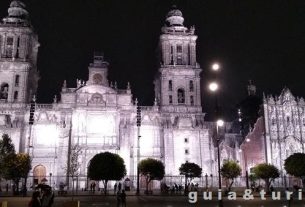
left=264, top=88, right=305, bottom=172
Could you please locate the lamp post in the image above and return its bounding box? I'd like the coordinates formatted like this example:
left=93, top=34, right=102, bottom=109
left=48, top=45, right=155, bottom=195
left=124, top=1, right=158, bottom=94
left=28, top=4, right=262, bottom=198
left=136, top=105, right=141, bottom=195
left=216, top=119, right=224, bottom=191
left=209, top=63, right=224, bottom=207
left=205, top=173, right=208, bottom=190
left=49, top=173, right=52, bottom=187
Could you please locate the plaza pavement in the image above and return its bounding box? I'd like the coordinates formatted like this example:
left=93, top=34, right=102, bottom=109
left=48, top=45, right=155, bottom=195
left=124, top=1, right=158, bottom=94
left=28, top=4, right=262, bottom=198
left=1, top=191, right=305, bottom=207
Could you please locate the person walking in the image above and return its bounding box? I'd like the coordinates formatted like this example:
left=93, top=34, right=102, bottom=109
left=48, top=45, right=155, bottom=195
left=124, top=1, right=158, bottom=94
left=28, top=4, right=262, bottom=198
left=28, top=191, right=41, bottom=207
left=116, top=190, right=121, bottom=207
left=92, top=182, right=96, bottom=193
left=114, top=183, right=117, bottom=194
left=121, top=190, right=126, bottom=207
left=41, top=188, right=54, bottom=207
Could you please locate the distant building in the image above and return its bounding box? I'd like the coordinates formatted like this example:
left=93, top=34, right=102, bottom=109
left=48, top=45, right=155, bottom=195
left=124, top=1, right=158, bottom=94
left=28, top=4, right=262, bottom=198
left=241, top=87, right=305, bottom=178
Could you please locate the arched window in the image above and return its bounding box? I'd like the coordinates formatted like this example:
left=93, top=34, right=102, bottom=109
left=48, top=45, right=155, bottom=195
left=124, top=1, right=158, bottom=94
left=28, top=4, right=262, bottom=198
left=33, top=165, right=47, bottom=185
left=177, top=88, right=185, bottom=104
left=0, top=83, right=9, bottom=100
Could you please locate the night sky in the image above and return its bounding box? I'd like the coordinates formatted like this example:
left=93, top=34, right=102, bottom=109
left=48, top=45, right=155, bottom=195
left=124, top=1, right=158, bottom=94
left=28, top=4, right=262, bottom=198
left=1, top=0, right=305, bottom=121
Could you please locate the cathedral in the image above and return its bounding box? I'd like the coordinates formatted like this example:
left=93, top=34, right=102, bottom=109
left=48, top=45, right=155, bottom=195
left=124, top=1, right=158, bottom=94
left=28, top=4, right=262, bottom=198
left=0, top=1, right=303, bottom=190
left=241, top=88, right=305, bottom=178
left=0, top=1, right=232, bottom=189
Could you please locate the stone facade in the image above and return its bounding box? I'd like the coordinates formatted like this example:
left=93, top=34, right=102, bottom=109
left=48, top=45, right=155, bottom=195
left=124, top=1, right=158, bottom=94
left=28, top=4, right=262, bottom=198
left=263, top=88, right=305, bottom=173
left=240, top=87, right=305, bottom=177
left=0, top=2, right=242, bottom=189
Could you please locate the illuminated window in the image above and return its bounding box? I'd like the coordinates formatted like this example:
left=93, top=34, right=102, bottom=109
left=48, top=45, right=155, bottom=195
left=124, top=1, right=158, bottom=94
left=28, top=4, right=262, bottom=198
left=177, top=88, right=185, bottom=104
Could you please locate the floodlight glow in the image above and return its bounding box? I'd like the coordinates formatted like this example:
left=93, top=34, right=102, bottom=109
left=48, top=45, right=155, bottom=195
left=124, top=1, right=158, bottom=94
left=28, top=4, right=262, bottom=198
left=217, top=119, right=224, bottom=127
left=212, top=63, right=220, bottom=71
left=35, top=125, right=59, bottom=145
left=208, top=82, right=219, bottom=92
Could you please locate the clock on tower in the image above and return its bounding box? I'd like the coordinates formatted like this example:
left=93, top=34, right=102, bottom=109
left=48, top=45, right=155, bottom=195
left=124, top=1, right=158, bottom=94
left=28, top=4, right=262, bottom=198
left=93, top=73, right=103, bottom=85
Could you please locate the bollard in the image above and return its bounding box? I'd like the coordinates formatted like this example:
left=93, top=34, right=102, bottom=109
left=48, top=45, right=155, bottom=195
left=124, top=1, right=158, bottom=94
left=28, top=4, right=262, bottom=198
left=63, top=200, right=80, bottom=207
left=1, top=201, right=8, bottom=207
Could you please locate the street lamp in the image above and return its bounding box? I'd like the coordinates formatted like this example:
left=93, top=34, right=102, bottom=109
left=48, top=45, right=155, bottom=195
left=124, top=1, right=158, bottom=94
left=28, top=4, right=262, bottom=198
left=216, top=119, right=224, bottom=186
left=209, top=63, right=224, bottom=207
left=212, top=63, right=220, bottom=71
left=208, top=82, right=219, bottom=92
left=136, top=105, right=141, bottom=195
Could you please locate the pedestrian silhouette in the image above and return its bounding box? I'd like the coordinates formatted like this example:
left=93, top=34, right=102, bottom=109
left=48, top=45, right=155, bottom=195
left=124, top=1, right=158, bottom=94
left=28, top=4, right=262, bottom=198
left=114, top=183, right=117, bottom=194
left=92, top=182, right=96, bottom=193
left=121, top=190, right=126, bottom=207
left=116, top=191, right=121, bottom=207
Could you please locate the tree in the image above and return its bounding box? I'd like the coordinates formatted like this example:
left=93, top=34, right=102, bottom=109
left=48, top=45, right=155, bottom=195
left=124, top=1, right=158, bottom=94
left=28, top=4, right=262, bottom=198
left=284, top=153, right=305, bottom=189
left=3, top=153, right=31, bottom=194
left=67, top=144, right=82, bottom=177
left=0, top=134, right=16, bottom=177
left=138, top=158, right=165, bottom=194
left=221, top=160, right=241, bottom=191
left=179, top=162, right=202, bottom=194
left=88, top=152, right=126, bottom=195
left=0, top=134, right=16, bottom=191
left=253, top=163, right=279, bottom=192
left=65, top=144, right=83, bottom=193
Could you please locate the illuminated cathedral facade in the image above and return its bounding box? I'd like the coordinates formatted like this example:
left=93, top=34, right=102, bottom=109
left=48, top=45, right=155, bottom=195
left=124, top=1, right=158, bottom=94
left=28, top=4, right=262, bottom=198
left=1, top=1, right=303, bottom=190
left=1, top=2, right=232, bottom=189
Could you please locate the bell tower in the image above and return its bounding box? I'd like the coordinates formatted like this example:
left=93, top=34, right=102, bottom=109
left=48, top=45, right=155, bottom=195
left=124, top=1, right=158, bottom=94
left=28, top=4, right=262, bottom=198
left=0, top=1, right=39, bottom=103
left=87, top=53, right=109, bottom=86
left=154, top=6, right=202, bottom=113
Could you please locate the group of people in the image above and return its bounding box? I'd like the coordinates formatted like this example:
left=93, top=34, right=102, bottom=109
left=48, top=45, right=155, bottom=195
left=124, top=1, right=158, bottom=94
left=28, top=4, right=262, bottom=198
left=28, top=187, right=54, bottom=207
left=89, top=182, right=96, bottom=192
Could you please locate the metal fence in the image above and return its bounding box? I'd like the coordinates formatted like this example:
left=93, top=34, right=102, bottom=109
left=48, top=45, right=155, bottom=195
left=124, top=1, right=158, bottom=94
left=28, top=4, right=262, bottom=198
left=0, top=175, right=303, bottom=195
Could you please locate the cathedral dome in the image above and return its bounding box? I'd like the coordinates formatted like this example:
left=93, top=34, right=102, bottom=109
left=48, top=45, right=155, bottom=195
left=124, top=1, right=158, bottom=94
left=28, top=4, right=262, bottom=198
left=165, top=5, right=184, bottom=26
left=3, top=0, right=29, bottom=25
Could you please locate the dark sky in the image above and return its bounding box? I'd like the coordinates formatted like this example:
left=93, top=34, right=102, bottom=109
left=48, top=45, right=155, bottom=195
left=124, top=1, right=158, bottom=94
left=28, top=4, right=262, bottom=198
left=1, top=0, right=305, bottom=121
